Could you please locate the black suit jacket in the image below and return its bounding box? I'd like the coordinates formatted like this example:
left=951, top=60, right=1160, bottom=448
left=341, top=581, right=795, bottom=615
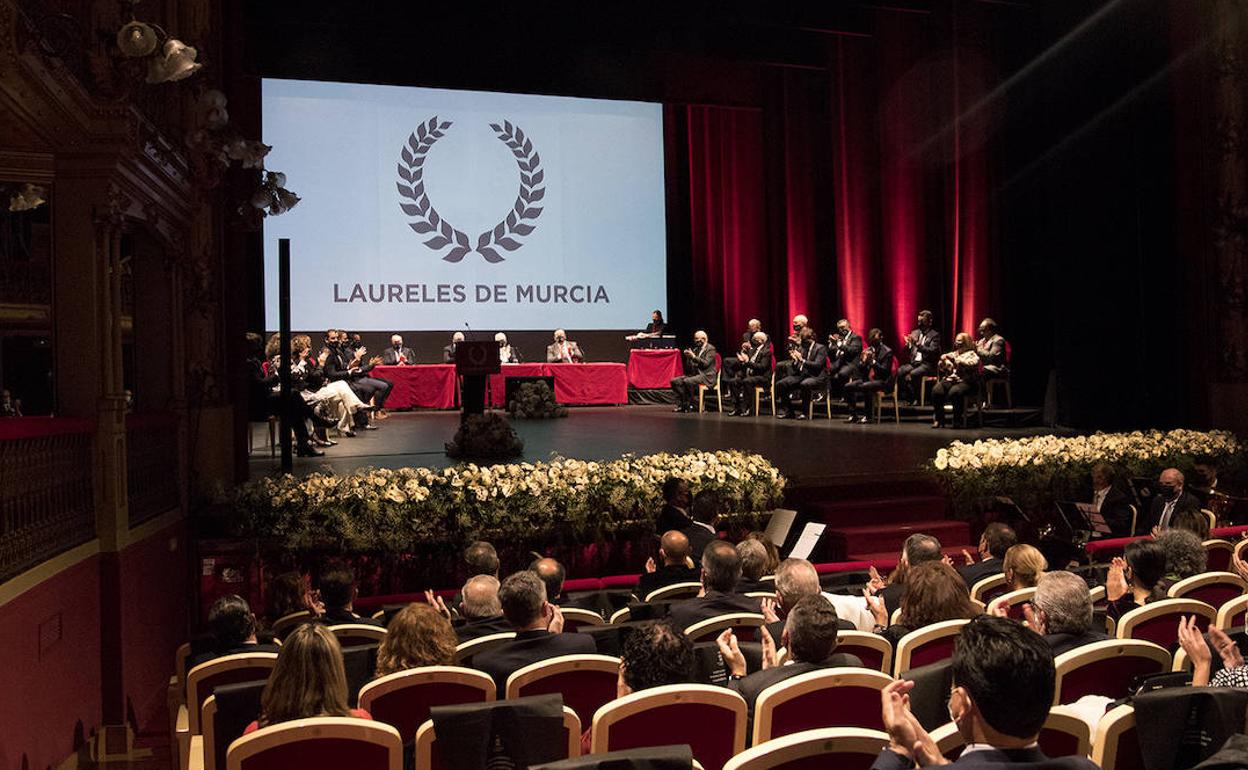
left=740, top=343, right=772, bottom=376
left=1044, top=630, right=1111, bottom=657
left=472, top=629, right=598, bottom=693
left=871, top=745, right=1098, bottom=770
left=904, top=328, right=942, bottom=366
left=320, top=607, right=386, bottom=628
left=442, top=343, right=458, bottom=363
left=666, top=590, right=762, bottom=632
left=792, top=342, right=829, bottom=380
left=454, top=614, right=514, bottom=644
left=958, top=558, right=1004, bottom=589
left=683, top=344, right=718, bottom=377
left=856, top=343, right=895, bottom=385
left=381, top=346, right=415, bottom=365
left=1143, top=490, right=1202, bottom=533
left=831, top=332, right=863, bottom=366
left=1092, top=486, right=1135, bottom=537
left=656, top=503, right=692, bottom=535
left=730, top=655, right=865, bottom=718
left=636, top=564, right=701, bottom=601
left=682, top=524, right=718, bottom=562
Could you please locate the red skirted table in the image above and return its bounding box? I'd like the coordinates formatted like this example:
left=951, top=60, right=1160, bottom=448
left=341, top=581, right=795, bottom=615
left=373, top=364, right=457, bottom=409
left=488, top=363, right=548, bottom=407
left=1084, top=524, right=1248, bottom=562
left=627, top=348, right=683, bottom=389
left=546, top=363, right=629, bottom=405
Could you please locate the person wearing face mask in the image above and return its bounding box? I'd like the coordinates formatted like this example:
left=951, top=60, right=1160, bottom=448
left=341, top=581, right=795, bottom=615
left=323, top=329, right=393, bottom=423
left=494, top=332, right=521, bottom=364
left=1140, top=467, right=1201, bottom=535
left=442, top=331, right=465, bottom=363
left=775, top=326, right=828, bottom=420
left=381, top=334, right=415, bottom=365
left=929, top=333, right=981, bottom=429
left=545, top=329, right=584, bottom=363
left=873, top=616, right=1098, bottom=770
left=897, top=309, right=941, bottom=404
left=727, top=331, right=771, bottom=417
left=776, top=314, right=809, bottom=379
left=843, top=328, right=894, bottom=424
left=722, top=319, right=763, bottom=381
left=670, top=330, right=717, bottom=413
left=828, top=318, right=863, bottom=393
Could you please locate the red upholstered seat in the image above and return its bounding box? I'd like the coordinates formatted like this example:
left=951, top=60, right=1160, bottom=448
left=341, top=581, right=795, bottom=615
left=722, top=727, right=888, bottom=770
left=357, top=667, right=494, bottom=745
left=591, top=685, right=746, bottom=770
left=1167, top=572, right=1247, bottom=610
left=1116, top=598, right=1215, bottom=649
left=1205, top=541, right=1234, bottom=573
left=833, top=632, right=893, bottom=674
left=1038, top=726, right=1083, bottom=759
left=238, top=737, right=388, bottom=770
left=186, top=654, right=279, bottom=734
left=1092, top=705, right=1141, bottom=770
left=601, top=574, right=640, bottom=589
left=753, top=669, right=893, bottom=744
left=506, top=655, right=619, bottom=731
left=227, top=718, right=401, bottom=770
left=1052, top=640, right=1170, bottom=705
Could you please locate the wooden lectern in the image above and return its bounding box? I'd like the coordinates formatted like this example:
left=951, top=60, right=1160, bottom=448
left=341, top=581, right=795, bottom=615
left=454, top=340, right=500, bottom=417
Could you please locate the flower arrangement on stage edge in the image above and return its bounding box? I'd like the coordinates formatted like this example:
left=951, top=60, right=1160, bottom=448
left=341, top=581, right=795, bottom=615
left=509, top=381, right=567, bottom=419
left=235, top=449, right=786, bottom=552
left=928, top=429, right=1244, bottom=517
left=444, top=413, right=524, bottom=461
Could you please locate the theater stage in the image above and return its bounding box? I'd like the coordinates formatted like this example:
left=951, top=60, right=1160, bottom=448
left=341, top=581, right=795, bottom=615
left=248, top=405, right=1060, bottom=488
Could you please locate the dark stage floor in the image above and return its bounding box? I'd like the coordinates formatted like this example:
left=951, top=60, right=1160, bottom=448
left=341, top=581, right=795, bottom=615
left=249, top=406, right=1061, bottom=486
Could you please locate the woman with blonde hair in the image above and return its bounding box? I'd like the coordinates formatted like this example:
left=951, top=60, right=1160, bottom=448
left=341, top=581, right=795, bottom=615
left=375, top=603, right=458, bottom=677
left=244, top=623, right=371, bottom=733
left=1002, top=544, right=1047, bottom=590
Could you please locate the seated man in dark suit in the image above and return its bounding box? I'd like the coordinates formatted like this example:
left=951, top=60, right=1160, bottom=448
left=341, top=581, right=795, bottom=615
left=472, top=570, right=597, bottom=692
left=453, top=575, right=512, bottom=643
left=530, top=556, right=595, bottom=612
left=1088, top=462, right=1135, bottom=537
left=957, top=522, right=1016, bottom=589
left=718, top=595, right=863, bottom=719
left=874, top=534, right=946, bottom=620
left=873, top=616, right=1098, bottom=770
left=317, top=564, right=386, bottom=628
left=735, top=539, right=772, bottom=594
left=1142, top=467, right=1202, bottom=535
left=666, top=540, right=762, bottom=632
left=655, top=477, right=693, bottom=534
left=450, top=540, right=501, bottom=613
left=775, top=327, right=829, bottom=420
left=680, top=488, right=723, bottom=563
left=1027, top=571, right=1109, bottom=657
left=442, top=331, right=465, bottom=363
left=381, top=334, right=415, bottom=365
left=189, top=594, right=279, bottom=668
left=636, top=530, right=700, bottom=601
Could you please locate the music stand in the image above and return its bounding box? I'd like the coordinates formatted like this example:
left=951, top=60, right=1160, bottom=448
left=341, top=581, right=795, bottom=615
left=1056, top=501, right=1113, bottom=538
left=1129, top=477, right=1157, bottom=511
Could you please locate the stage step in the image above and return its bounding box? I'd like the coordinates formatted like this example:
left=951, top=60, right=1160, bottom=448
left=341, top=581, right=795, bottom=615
left=825, top=519, right=971, bottom=562
left=805, top=494, right=948, bottom=527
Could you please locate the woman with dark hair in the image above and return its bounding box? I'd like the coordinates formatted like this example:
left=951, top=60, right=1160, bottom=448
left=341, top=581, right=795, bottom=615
left=1105, top=540, right=1168, bottom=622
left=262, top=571, right=322, bottom=634
left=867, top=561, right=980, bottom=646
left=244, top=623, right=370, bottom=733
left=375, top=604, right=458, bottom=677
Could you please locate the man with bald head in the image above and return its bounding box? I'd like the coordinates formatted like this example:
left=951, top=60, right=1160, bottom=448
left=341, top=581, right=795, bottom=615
left=453, top=575, right=512, bottom=643
left=545, top=329, right=584, bottom=363
left=671, top=330, right=717, bottom=413
left=636, top=530, right=701, bottom=600
left=770, top=558, right=870, bottom=638
left=442, top=331, right=465, bottom=363
left=1143, top=467, right=1201, bottom=534
left=722, top=319, right=765, bottom=382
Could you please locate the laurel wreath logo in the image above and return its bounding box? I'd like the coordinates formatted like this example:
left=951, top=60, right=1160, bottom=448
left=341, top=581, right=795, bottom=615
left=396, top=116, right=545, bottom=263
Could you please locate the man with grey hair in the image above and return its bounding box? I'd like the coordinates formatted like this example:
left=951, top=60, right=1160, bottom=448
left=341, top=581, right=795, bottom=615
left=727, top=331, right=772, bottom=417
left=1144, top=467, right=1201, bottom=534
left=1027, top=570, right=1108, bottom=656
left=453, top=575, right=511, bottom=643
left=769, top=558, right=868, bottom=637
left=736, top=539, right=771, bottom=593
left=877, top=533, right=945, bottom=618
left=471, top=571, right=596, bottom=691
left=671, top=330, right=717, bottom=413
left=545, top=329, right=584, bottom=363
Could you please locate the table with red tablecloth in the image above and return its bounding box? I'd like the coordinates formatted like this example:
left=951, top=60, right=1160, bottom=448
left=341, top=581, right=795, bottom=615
left=373, top=365, right=457, bottom=409
left=546, top=363, right=629, bottom=405
left=487, top=363, right=549, bottom=407
left=627, top=348, right=683, bottom=389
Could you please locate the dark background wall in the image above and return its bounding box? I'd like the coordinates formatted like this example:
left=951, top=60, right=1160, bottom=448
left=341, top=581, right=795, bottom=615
left=228, top=0, right=1242, bottom=432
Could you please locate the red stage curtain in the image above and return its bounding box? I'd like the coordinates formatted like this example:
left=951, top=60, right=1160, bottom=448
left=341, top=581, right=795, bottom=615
left=685, top=105, right=767, bottom=343
left=781, top=72, right=819, bottom=325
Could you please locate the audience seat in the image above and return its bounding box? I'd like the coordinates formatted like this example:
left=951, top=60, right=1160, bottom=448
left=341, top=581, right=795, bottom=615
left=684, top=613, right=766, bottom=643
left=1051, top=639, right=1170, bottom=705
left=698, top=370, right=723, bottom=414
left=991, top=587, right=1036, bottom=620
left=894, top=619, right=970, bottom=676
left=1091, top=705, right=1141, bottom=770
left=930, top=705, right=1091, bottom=760
left=413, top=706, right=580, bottom=769
left=608, top=607, right=631, bottom=624
left=1216, top=594, right=1248, bottom=630
left=560, top=607, right=607, bottom=631
left=225, top=716, right=402, bottom=770
left=830, top=632, right=892, bottom=675
left=751, top=668, right=893, bottom=745
left=601, top=575, right=641, bottom=590
left=969, top=574, right=1008, bottom=603
left=1114, top=598, right=1215, bottom=649
left=329, top=624, right=387, bottom=648
left=643, top=582, right=702, bottom=603
left=1203, top=539, right=1235, bottom=573
left=505, top=654, right=620, bottom=731
left=721, top=727, right=889, bottom=770
left=195, top=681, right=266, bottom=770
left=357, top=666, right=495, bottom=747
left=454, top=631, right=516, bottom=663
left=184, top=652, right=280, bottom=735
left=1166, top=572, right=1247, bottom=608
left=590, top=684, right=747, bottom=770
left=271, top=610, right=315, bottom=639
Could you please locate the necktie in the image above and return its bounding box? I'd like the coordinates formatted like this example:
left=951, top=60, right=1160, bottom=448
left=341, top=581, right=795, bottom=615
left=1161, top=500, right=1175, bottom=528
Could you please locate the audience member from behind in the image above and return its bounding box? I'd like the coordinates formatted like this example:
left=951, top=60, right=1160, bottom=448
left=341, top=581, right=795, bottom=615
left=958, top=522, right=1018, bottom=587
left=191, top=595, right=279, bottom=668
left=263, top=571, right=322, bottom=632
left=873, top=616, right=1098, bottom=769
left=1170, top=509, right=1211, bottom=541
left=1002, top=544, right=1047, bottom=590
left=719, top=595, right=863, bottom=718
left=465, top=541, right=501, bottom=578
left=656, top=477, right=693, bottom=534
left=681, top=488, right=723, bottom=562
left=868, top=561, right=980, bottom=646
left=771, top=558, right=868, bottom=635
left=736, top=539, right=771, bottom=594
left=666, top=540, right=762, bottom=631
left=1026, top=571, right=1109, bottom=656
left=874, top=533, right=945, bottom=618
left=1089, top=462, right=1134, bottom=537
left=317, top=564, right=385, bottom=627
left=245, top=623, right=370, bottom=734
left=1156, top=527, right=1208, bottom=582
left=375, top=603, right=457, bottom=677
left=1179, top=615, right=1248, bottom=687
left=471, top=571, right=596, bottom=692
left=454, top=575, right=511, bottom=643
left=636, top=530, right=700, bottom=600
left=530, top=556, right=581, bottom=610
left=746, top=531, right=781, bottom=576
left=1105, top=539, right=1168, bottom=621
